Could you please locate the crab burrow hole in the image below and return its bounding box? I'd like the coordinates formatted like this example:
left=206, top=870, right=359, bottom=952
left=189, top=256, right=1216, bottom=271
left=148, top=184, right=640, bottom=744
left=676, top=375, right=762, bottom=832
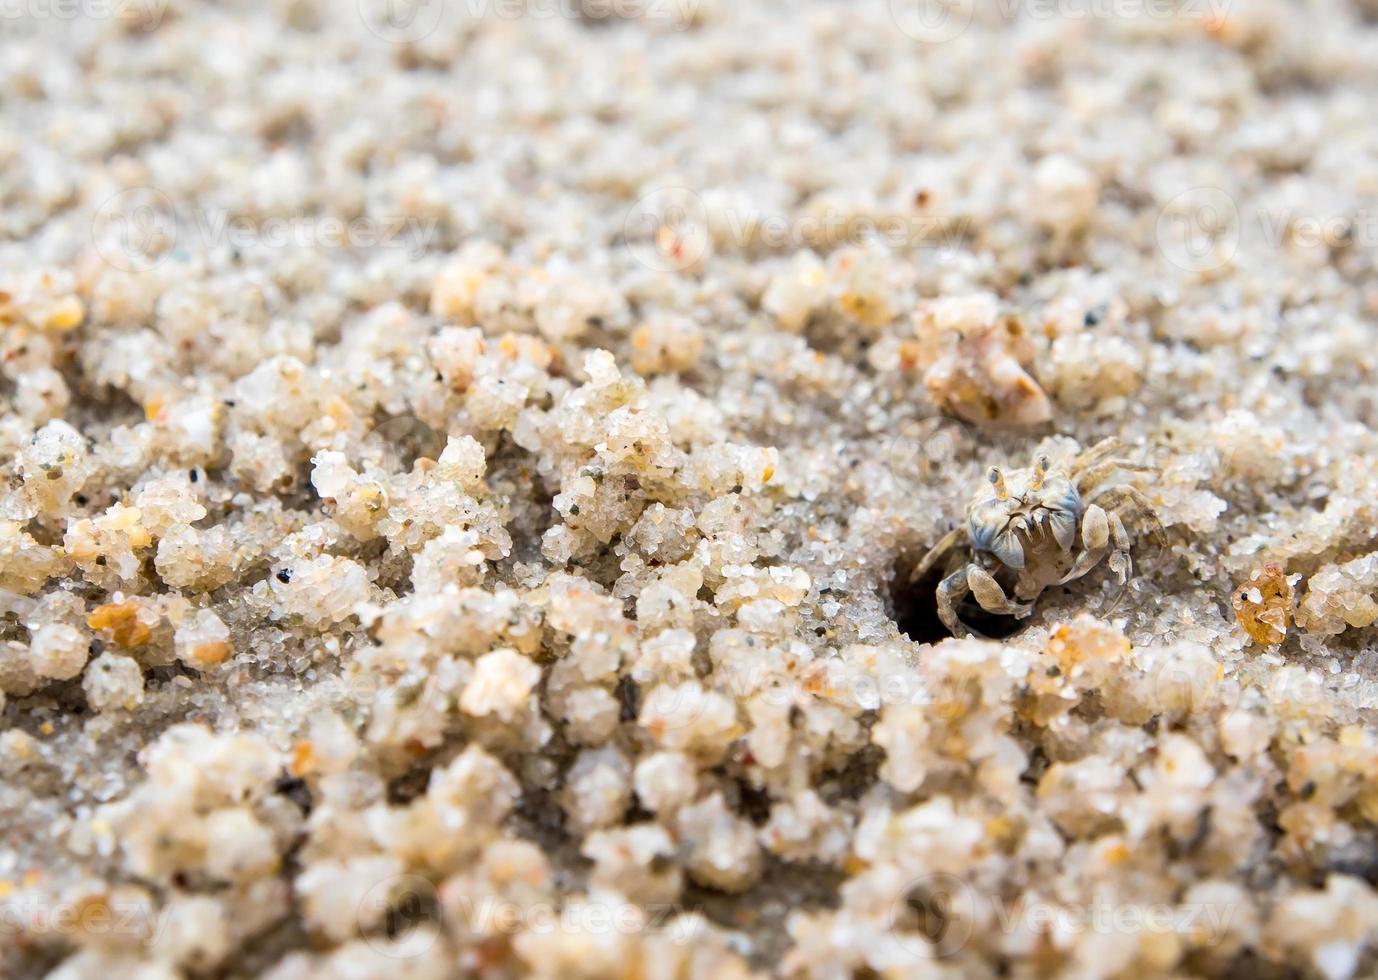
left=891, top=556, right=1025, bottom=643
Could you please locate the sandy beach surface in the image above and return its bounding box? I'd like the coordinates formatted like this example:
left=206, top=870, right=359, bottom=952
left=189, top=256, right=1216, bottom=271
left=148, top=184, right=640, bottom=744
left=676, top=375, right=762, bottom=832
left=4, top=1, right=1378, bottom=976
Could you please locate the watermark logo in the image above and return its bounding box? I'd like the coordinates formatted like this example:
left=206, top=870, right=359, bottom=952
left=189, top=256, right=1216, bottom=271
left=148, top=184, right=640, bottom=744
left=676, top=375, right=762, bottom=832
left=357, top=0, right=445, bottom=43
left=92, top=187, right=179, bottom=273
left=888, top=0, right=974, bottom=43
left=1155, top=187, right=1378, bottom=274
left=884, top=417, right=975, bottom=478
left=887, top=872, right=978, bottom=959
left=362, top=414, right=445, bottom=473
left=359, top=874, right=442, bottom=957
left=1155, top=186, right=1240, bottom=274
left=623, top=186, right=712, bottom=274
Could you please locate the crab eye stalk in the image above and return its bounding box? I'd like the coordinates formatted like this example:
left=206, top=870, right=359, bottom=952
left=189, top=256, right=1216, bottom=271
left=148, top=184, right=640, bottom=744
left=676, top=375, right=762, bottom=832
left=988, top=466, right=1009, bottom=501
left=1029, top=454, right=1050, bottom=491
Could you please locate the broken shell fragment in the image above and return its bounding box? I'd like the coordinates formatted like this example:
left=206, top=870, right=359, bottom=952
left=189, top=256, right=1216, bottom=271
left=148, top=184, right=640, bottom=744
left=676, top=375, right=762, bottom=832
left=915, top=300, right=1053, bottom=427
left=1233, top=562, right=1294, bottom=646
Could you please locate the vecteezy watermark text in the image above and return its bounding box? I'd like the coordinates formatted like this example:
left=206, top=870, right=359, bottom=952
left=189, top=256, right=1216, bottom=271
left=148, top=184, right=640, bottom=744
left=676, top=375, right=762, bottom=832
left=1, top=893, right=163, bottom=940
left=0, top=0, right=169, bottom=31
left=888, top=0, right=1231, bottom=44
left=1156, top=185, right=1378, bottom=274
left=91, top=188, right=442, bottom=271
left=1001, top=0, right=1230, bottom=20
left=356, top=0, right=699, bottom=43
left=356, top=873, right=705, bottom=958
left=885, top=872, right=1239, bottom=960
left=623, top=186, right=972, bottom=272
left=449, top=896, right=704, bottom=945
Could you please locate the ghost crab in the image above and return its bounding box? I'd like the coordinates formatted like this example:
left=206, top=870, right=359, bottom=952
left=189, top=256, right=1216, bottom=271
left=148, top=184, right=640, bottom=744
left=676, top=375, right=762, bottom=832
left=910, top=439, right=1160, bottom=638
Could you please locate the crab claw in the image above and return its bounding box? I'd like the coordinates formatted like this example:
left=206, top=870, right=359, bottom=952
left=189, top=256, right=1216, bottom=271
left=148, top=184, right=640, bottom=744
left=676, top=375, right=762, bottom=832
left=991, top=529, right=1026, bottom=569
left=1048, top=510, right=1077, bottom=552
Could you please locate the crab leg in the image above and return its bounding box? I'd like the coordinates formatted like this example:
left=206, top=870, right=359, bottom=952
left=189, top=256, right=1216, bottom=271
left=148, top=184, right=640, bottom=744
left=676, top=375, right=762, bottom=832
left=1088, top=484, right=1163, bottom=533
left=1108, top=511, right=1132, bottom=579
left=1074, top=458, right=1155, bottom=497
left=967, top=565, right=1034, bottom=618
left=936, top=566, right=972, bottom=638
left=1070, top=437, right=1132, bottom=473
left=909, top=527, right=965, bottom=587
left=1063, top=504, right=1133, bottom=584
left=1059, top=503, right=1113, bottom=584
left=1090, top=484, right=1166, bottom=574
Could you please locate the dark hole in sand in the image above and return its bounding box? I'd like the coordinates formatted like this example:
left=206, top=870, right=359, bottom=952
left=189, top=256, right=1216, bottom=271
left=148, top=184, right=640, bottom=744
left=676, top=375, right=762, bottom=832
left=892, top=556, right=1024, bottom=643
